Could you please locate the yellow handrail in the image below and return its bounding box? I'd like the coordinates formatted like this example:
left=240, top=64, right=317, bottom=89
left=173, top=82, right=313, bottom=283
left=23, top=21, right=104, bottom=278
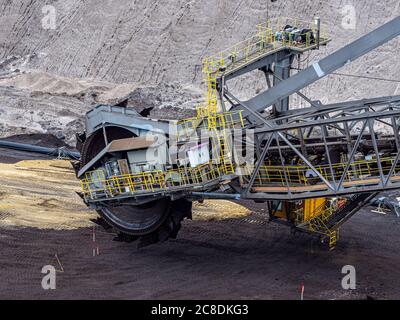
left=244, top=157, right=400, bottom=187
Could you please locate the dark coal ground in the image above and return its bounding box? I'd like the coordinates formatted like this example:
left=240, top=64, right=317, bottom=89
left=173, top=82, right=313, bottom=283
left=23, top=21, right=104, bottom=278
left=1, top=138, right=400, bottom=300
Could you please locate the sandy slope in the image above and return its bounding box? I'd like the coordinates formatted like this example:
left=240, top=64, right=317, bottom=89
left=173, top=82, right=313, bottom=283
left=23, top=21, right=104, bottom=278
left=0, top=159, right=250, bottom=230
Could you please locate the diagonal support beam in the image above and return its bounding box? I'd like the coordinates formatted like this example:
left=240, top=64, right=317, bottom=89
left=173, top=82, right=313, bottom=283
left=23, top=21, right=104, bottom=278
left=226, top=90, right=336, bottom=191
left=384, top=151, right=400, bottom=187
left=337, top=120, right=367, bottom=189
left=368, top=119, right=385, bottom=186
left=224, top=90, right=274, bottom=127
left=321, top=125, right=337, bottom=190
left=245, top=132, right=275, bottom=194
left=275, top=131, right=336, bottom=192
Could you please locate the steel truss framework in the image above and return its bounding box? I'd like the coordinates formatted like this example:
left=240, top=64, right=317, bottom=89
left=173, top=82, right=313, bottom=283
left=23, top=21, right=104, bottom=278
left=225, top=92, right=400, bottom=200
left=207, top=16, right=400, bottom=203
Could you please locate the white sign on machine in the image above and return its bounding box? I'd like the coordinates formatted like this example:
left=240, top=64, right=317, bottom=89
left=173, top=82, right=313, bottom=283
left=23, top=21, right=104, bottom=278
left=187, top=143, right=210, bottom=168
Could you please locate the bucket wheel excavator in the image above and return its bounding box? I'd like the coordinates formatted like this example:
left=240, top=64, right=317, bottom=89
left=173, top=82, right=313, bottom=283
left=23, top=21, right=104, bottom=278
left=78, top=124, right=192, bottom=247
left=74, top=16, right=400, bottom=249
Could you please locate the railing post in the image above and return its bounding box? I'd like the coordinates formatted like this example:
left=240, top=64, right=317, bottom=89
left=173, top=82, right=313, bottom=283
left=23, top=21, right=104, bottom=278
left=314, top=17, right=321, bottom=49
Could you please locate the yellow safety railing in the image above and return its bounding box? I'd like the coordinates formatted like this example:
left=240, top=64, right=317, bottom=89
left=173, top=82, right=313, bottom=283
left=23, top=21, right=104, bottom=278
left=81, top=161, right=234, bottom=201
left=214, top=128, right=235, bottom=175
left=179, top=17, right=328, bottom=138
left=308, top=209, right=340, bottom=249
left=292, top=196, right=343, bottom=248
left=200, top=17, right=328, bottom=125
left=201, top=59, right=219, bottom=129
left=176, top=110, right=245, bottom=141
left=304, top=198, right=345, bottom=249
left=203, top=17, right=329, bottom=76
left=243, top=157, right=400, bottom=187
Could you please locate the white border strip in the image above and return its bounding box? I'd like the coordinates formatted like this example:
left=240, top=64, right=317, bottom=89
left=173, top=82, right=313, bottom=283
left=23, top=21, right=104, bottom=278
left=312, top=62, right=325, bottom=78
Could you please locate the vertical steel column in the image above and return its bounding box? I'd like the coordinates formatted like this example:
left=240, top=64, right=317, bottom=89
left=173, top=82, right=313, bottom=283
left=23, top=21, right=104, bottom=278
left=315, top=17, right=321, bottom=50
left=273, top=56, right=294, bottom=114
left=102, top=123, right=108, bottom=145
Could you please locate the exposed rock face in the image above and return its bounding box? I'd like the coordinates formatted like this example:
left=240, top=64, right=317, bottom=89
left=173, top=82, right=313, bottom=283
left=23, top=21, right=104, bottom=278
left=0, top=0, right=399, bottom=143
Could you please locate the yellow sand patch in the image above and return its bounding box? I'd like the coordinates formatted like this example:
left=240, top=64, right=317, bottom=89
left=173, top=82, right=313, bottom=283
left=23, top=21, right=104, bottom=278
left=0, top=160, right=95, bottom=230
left=193, top=200, right=251, bottom=221
left=0, top=160, right=250, bottom=230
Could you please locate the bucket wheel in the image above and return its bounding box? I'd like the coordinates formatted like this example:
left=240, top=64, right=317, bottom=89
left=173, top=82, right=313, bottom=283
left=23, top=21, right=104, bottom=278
left=79, top=126, right=192, bottom=247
